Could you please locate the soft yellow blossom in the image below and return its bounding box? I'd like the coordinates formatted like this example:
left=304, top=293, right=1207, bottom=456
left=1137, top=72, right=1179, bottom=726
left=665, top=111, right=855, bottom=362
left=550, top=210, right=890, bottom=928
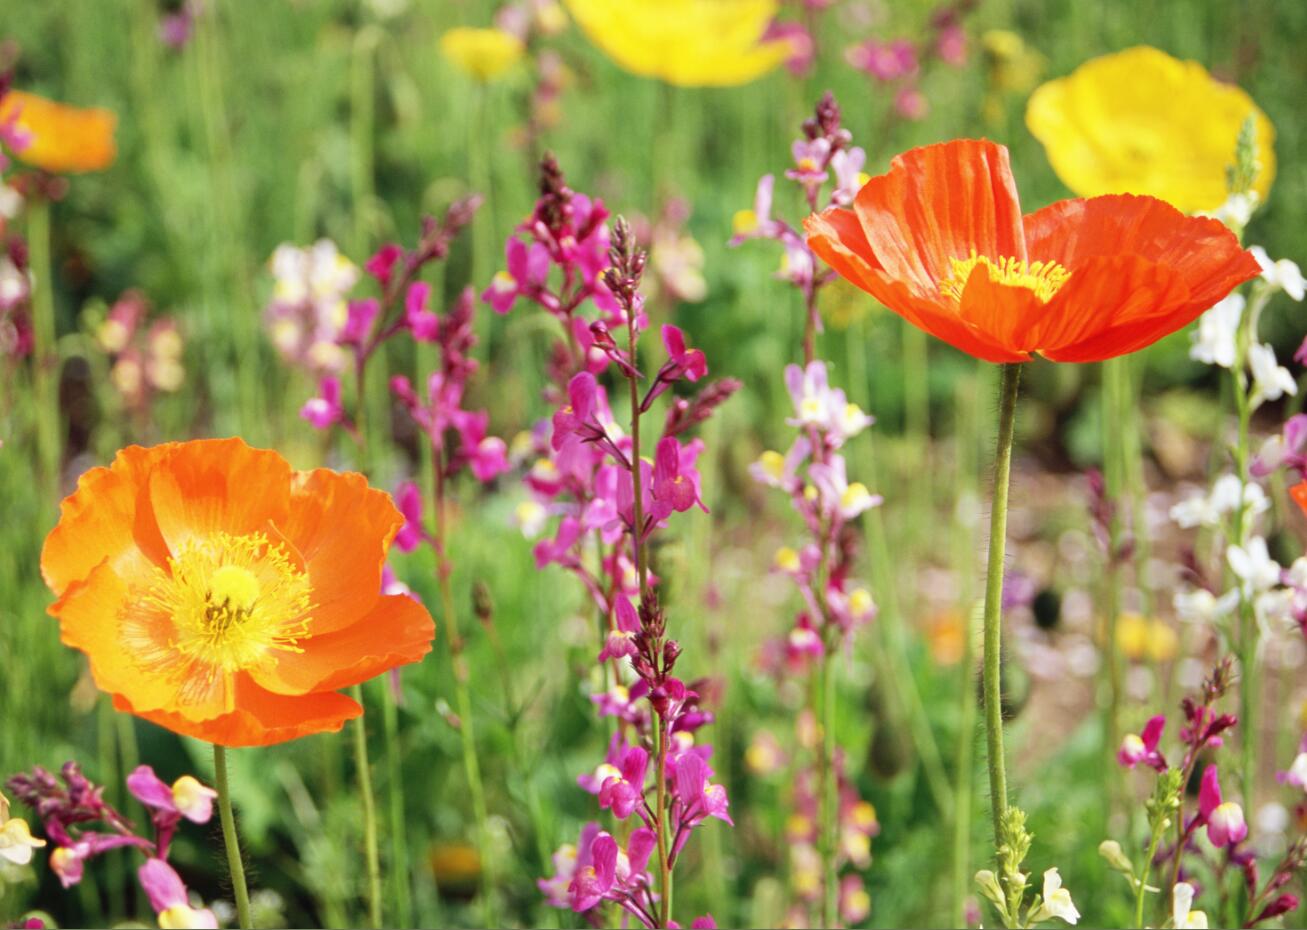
left=1026, top=46, right=1275, bottom=213
left=562, top=0, right=791, bottom=87
left=439, top=27, right=525, bottom=81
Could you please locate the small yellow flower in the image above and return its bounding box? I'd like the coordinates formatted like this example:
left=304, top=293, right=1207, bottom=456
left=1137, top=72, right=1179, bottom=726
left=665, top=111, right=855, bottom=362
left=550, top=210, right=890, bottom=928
left=439, top=27, right=525, bottom=82
left=1115, top=612, right=1178, bottom=663
left=1026, top=46, right=1275, bottom=213
left=562, top=0, right=792, bottom=87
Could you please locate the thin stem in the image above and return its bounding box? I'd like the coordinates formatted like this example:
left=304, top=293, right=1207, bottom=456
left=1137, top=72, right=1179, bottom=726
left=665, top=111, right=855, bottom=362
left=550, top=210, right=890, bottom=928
left=1102, top=358, right=1126, bottom=785
left=951, top=363, right=984, bottom=927
left=819, top=644, right=839, bottom=928
left=982, top=363, right=1022, bottom=846
left=213, top=745, right=252, bottom=930
left=349, top=685, right=384, bottom=929
left=1134, top=825, right=1164, bottom=929
left=434, top=447, right=497, bottom=927
left=28, top=198, right=59, bottom=501
left=655, top=720, right=673, bottom=928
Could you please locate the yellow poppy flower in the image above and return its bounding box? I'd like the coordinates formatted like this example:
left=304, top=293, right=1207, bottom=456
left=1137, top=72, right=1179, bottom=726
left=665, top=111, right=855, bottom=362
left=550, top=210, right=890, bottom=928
left=0, top=90, right=116, bottom=174
left=562, top=0, right=791, bottom=87
left=439, top=27, right=525, bottom=82
left=1026, top=46, right=1275, bottom=213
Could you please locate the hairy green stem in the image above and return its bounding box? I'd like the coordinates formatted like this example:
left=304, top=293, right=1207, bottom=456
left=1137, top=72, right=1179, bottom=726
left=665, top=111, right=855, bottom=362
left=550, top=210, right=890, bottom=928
left=1102, top=358, right=1126, bottom=786
left=348, top=686, right=384, bottom=929
left=983, top=363, right=1022, bottom=844
left=213, top=745, right=252, bottom=930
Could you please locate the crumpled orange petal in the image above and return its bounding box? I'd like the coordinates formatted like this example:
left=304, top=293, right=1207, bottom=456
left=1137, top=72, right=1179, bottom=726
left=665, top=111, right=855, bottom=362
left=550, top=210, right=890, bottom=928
left=804, top=138, right=1261, bottom=363
left=0, top=90, right=116, bottom=174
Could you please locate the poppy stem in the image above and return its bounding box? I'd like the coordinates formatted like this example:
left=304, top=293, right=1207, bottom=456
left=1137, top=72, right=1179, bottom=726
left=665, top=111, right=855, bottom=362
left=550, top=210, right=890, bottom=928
left=27, top=197, right=59, bottom=503
left=348, top=686, right=385, bottom=929
left=982, top=362, right=1021, bottom=848
left=212, top=744, right=252, bottom=930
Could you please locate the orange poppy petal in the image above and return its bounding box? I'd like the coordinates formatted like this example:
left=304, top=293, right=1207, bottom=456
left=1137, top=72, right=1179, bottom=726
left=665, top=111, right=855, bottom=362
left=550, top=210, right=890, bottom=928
left=115, top=675, right=363, bottom=748
left=1032, top=254, right=1192, bottom=361
left=1292, top=482, right=1307, bottom=517
left=806, top=207, right=1027, bottom=363
left=0, top=91, right=116, bottom=174
left=252, top=594, right=435, bottom=696
left=148, top=439, right=293, bottom=553
left=41, top=446, right=170, bottom=597
left=51, top=562, right=180, bottom=714
left=851, top=138, right=1026, bottom=293
left=954, top=264, right=1047, bottom=355
left=1024, top=194, right=1260, bottom=316
left=278, top=469, right=403, bottom=635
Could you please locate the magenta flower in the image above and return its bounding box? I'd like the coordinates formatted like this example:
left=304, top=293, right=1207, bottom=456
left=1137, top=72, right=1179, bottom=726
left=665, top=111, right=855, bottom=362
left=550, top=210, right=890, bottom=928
left=340, top=298, right=379, bottom=347
left=300, top=375, right=344, bottom=430
left=845, top=38, right=918, bottom=81
left=1199, top=765, right=1248, bottom=847
left=674, top=750, right=732, bottom=829
left=598, top=596, right=641, bottom=663
left=1117, top=715, right=1167, bottom=770
left=483, top=238, right=551, bottom=314
left=652, top=436, right=707, bottom=515
left=810, top=454, right=881, bottom=521
left=124, top=766, right=215, bottom=859
left=893, top=86, right=929, bottom=121
left=598, top=745, right=649, bottom=820
left=138, top=858, right=218, bottom=929
left=364, top=243, right=403, bottom=288
left=405, top=281, right=440, bottom=341
left=1252, top=413, right=1307, bottom=479
left=392, top=482, right=427, bottom=553
left=538, top=822, right=600, bottom=908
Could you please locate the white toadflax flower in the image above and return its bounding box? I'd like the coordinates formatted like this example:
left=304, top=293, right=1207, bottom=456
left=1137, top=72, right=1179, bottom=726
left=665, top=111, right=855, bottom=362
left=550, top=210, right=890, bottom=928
left=1248, top=342, right=1297, bottom=409
left=1249, top=245, right=1305, bottom=302
left=1031, top=868, right=1080, bottom=925
left=1189, top=294, right=1243, bottom=368
left=1170, top=475, right=1268, bottom=529
left=1228, top=536, right=1282, bottom=596
left=1172, top=882, right=1209, bottom=929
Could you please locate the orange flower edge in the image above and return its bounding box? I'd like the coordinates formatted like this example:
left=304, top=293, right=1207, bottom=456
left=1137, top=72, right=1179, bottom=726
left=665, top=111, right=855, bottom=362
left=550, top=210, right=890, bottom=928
left=42, top=438, right=435, bottom=747
left=0, top=90, right=117, bottom=174
left=804, top=138, right=1261, bottom=364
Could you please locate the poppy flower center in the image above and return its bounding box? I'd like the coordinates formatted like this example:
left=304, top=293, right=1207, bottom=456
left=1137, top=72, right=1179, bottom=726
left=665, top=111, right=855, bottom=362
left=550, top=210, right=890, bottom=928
left=939, top=250, right=1071, bottom=303
left=136, top=532, right=313, bottom=695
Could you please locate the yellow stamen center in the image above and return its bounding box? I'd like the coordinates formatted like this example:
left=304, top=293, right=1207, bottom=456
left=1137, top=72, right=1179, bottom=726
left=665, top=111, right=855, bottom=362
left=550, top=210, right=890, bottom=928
left=940, top=250, right=1070, bottom=303
left=132, top=532, right=312, bottom=704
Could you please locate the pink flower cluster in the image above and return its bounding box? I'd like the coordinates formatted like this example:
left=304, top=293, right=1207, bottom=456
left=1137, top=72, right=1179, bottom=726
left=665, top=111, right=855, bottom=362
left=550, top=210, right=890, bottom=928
left=504, top=158, right=735, bottom=927
left=96, top=289, right=186, bottom=412
left=6, top=762, right=219, bottom=927
left=731, top=92, right=861, bottom=355
left=754, top=360, right=879, bottom=661
left=844, top=2, right=972, bottom=121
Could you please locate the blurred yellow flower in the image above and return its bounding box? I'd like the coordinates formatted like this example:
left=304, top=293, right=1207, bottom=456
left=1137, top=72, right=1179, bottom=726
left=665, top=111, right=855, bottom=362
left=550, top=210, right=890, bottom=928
left=1115, top=612, right=1178, bottom=663
left=1026, top=46, right=1275, bottom=213
left=562, top=0, right=791, bottom=87
left=0, top=90, right=116, bottom=174
left=439, top=27, right=525, bottom=81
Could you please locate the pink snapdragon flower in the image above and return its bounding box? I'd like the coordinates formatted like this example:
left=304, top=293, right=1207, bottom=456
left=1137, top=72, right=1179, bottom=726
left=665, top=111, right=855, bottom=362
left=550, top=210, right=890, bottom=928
left=1117, top=715, right=1167, bottom=770
left=138, top=858, right=218, bottom=929
left=845, top=38, right=918, bottom=81
left=300, top=375, right=344, bottom=430
left=598, top=745, right=649, bottom=820
left=1199, top=765, right=1248, bottom=847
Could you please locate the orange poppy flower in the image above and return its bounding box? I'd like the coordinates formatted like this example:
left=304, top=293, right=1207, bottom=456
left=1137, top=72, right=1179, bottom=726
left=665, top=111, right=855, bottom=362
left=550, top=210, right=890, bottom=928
left=0, top=90, right=116, bottom=174
left=804, top=139, right=1260, bottom=363
left=41, top=439, right=435, bottom=747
